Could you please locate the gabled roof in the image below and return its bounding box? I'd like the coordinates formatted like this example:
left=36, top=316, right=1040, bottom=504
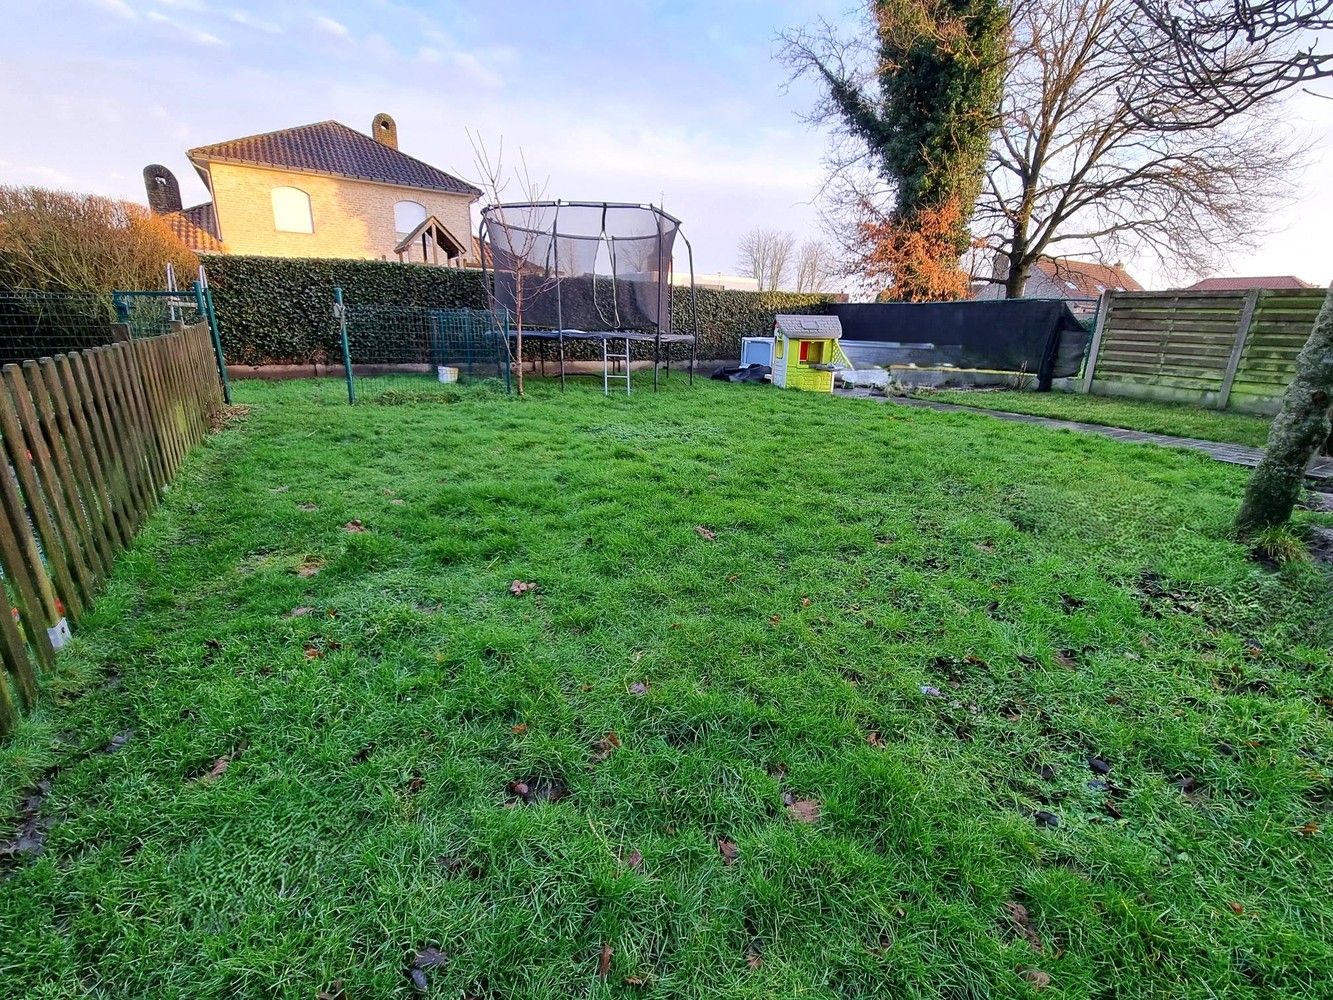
left=1036, top=257, right=1142, bottom=298
left=188, top=120, right=481, bottom=197
left=1185, top=275, right=1315, bottom=291
left=393, top=214, right=469, bottom=258
left=775, top=314, right=841, bottom=339
left=163, top=203, right=224, bottom=254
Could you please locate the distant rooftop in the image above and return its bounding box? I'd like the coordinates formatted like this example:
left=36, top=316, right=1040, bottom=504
left=1184, top=275, right=1315, bottom=292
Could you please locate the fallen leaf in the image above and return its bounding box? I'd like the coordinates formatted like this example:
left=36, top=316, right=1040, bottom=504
left=629, top=681, right=649, bottom=696
left=592, top=731, right=621, bottom=762
left=1054, top=649, right=1078, bottom=669
left=769, top=614, right=782, bottom=625
left=406, top=773, right=426, bottom=794
left=1034, top=810, right=1060, bottom=828
left=287, top=606, right=314, bottom=618
left=745, top=938, right=764, bottom=970
left=626, top=848, right=644, bottom=870
left=512, top=723, right=528, bottom=734
left=1088, top=757, right=1112, bottom=775
left=597, top=942, right=613, bottom=980
left=199, top=755, right=230, bottom=784
left=1227, top=901, right=1245, bottom=914
left=694, top=525, right=716, bottom=541
left=304, top=646, right=324, bottom=659
left=343, top=519, right=366, bottom=533
left=623, top=974, right=647, bottom=986
left=509, top=579, right=537, bottom=596
left=1297, top=820, right=1321, bottom=837
left=316, top=980, right=346, bottom=1000
left=800, top=596, right=811, bottom=607
left=1003, top=901, right=1043, bottom=951
left=407, top=946, right=448, bottom=992
left=718, top=838, right=739, bottom=865
left=295, top=557, right=324, bottom=578
left=297, top=502, right=318, bottom=512
left=784, top=794, right=821, bottom=824
left=1020, top=968, right=1051, bottom=989
left=866, top=731, right=885, bottom=748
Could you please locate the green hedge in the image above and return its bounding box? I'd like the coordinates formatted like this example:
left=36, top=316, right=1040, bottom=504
left=206, top=255, right=833, bottom=365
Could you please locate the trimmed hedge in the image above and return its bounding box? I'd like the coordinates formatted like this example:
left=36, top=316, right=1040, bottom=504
left=207, top=255, right=832, bottom=365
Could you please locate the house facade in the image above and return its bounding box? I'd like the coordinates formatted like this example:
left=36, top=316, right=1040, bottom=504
left=144, top=113, right=480, bottom=265
left=971, top=255, right=1143, bottom=317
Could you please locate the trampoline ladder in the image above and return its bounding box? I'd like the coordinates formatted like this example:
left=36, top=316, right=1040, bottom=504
left=602, top=336, right=631, bottom=396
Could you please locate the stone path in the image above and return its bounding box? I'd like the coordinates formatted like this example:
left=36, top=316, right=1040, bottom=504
left=835, top=389, right=1333, bottom=481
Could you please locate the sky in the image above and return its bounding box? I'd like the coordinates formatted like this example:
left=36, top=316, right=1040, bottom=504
left=1, top=0, right=1330, bottom=288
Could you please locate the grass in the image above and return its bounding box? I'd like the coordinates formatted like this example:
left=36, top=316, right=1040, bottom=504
left=916, top=388, right=1275, bottom=448
left=2, top=375, right=1332, bottom=998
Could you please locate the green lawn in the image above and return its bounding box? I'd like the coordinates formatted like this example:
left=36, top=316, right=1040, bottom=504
left=2, top=376, right=1331, bottom=999
left=918, top=389, right=1275, bottom=448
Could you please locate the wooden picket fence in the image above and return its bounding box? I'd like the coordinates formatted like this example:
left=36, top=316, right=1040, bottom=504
left=0, top=321, right=224, bottom=736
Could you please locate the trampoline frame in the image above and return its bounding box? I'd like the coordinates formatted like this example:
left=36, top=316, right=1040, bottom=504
left=478, top=200, right=699, bottom=392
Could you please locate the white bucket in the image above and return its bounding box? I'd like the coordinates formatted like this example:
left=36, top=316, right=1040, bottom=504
left=437, top=365, right=459, bottom=384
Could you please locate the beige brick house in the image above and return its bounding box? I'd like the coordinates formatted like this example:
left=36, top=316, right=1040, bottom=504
left=144, top=113, right=480, bottom=265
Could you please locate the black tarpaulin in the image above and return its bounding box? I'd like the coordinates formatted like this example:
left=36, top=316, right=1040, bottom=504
left=828, top=299, right=1090, bottom=389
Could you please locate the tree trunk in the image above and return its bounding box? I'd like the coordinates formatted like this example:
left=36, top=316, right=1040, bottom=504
left=1235, top=284, right=1333, bottom=537
left=1005, top=257, right=1030, bottom=298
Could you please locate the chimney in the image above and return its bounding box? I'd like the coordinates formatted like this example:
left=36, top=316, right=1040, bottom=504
left=371, top=112, right=398, bottom=150
left=143, top=164, right=182, bottom=214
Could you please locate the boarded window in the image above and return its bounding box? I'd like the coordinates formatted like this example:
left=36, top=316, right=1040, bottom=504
left=394, top=200, right=427, bottom=239
left=271, top=187, right=313, bottom=233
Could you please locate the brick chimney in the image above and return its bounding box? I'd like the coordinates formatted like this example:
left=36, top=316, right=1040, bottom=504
left=143, top=164, right=182, bottom=214
left=371, top=112, right=398, bottom=150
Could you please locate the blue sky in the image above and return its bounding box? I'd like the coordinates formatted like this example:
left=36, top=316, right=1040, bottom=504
left=1, top=0, right=1329, bottom=285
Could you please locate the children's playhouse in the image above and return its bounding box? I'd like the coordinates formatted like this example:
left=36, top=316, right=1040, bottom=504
left=771, top=315, right=846, bottom=392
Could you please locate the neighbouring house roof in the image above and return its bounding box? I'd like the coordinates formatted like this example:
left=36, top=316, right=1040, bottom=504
left=1184, top=275, right=1315, bottom=291
left=188, top=120, right=481, bottom=197
left=394, top=214, right=470, bottom=259
left=1035, top=257, right=1143, bottom=299
left=163, top=202, right=224, bottom=253
left=775, top=314, right=842, bottom=339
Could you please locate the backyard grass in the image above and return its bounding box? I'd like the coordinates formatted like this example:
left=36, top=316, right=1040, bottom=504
left=917, top=388, right=1275, bottom=448
left=2, top=376, right=1331, bottom=998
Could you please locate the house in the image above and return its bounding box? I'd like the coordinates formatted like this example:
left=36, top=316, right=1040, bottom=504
left=972, top=255, right=1143, bottom=316
left=1181, top=275, right=1315, bottom=292
left=143, top=113, right=480, bottom=265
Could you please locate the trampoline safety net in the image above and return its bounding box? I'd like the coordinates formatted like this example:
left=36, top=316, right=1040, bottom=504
left=335, top=298, right=513, bottom=401
left=479, top=200, right=698, bottom=391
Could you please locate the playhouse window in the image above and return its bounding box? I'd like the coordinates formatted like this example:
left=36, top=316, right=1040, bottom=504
left=799, top=341, right=809, bottom=362
left=775, top=337, right=784, bottom=359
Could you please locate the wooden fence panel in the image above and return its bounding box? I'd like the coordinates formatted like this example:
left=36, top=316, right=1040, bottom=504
left=1083, top=288, right=1327, bottom=414
left=0, top=321, right=222, bottom=737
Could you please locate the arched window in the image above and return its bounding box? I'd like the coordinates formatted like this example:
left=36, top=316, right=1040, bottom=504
left=394, top=200, right=427, bottom=238
left=271, top=187, right=313, bottom=233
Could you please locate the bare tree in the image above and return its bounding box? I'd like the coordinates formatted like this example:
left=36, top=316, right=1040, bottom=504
left=973, top=0, right=1300, bottom=299
left=1123, top=1, right=1333, bottom=538
left=468, top=131, right=556, bottom=397
left=736, top=228, right=797, bottom=291
left=794, top=239, right=836, bottom=293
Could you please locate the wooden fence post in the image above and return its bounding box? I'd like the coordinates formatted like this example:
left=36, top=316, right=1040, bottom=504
left=1217, top=288, right=1261, bottom=411
left=1081, top=291, right=1114, bottom=394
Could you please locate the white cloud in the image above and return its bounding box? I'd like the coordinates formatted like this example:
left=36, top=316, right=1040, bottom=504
left=312, top=15, right=349, bottom=38
left=143, top=10, right=225, bottom=45
left=90, top=0, right=138, bottom=19
left=225, top=8, right=280, bottom=33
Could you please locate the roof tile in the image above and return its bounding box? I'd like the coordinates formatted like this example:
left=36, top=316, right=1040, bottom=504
left=188, top=121, right=480, bottom=197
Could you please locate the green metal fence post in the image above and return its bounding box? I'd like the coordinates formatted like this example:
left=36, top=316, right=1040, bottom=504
left=334, top=287, right=356, bottom=405
left=199, top=284, right=232, bottom=404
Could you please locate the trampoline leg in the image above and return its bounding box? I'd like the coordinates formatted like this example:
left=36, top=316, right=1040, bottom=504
left=559, top=334, right=566, bottom=391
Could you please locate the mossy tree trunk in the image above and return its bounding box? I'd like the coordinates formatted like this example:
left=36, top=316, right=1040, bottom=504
left=1235, top=284, right=1333, bottom=537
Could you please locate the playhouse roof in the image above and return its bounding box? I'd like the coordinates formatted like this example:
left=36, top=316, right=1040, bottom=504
left=775, top=314, right=842, bottom=339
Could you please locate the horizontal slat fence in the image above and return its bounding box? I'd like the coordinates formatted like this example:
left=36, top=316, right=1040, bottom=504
left=1082, top=288, right=1328, bottom=413
left=0, top=321, right=223, bottom=736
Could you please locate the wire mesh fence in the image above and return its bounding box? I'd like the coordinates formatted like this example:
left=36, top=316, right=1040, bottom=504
left=338, top=300, right=513, bottom=401
left=0, top=289, right=208, bottom=366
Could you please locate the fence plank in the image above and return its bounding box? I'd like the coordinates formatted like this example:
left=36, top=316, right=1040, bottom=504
left=56, top=354, right=130, bottom=550
left=0, top=577, right=39, bottom=712
left=80, top=348, right=148, bottom=531
left=20, top=361, right=109, bottom=584
left=1, top=366, right=95, bottom=611
left=0, top=387, right=78, bottom=622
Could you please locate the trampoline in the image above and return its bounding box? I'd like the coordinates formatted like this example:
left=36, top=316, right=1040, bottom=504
left=479, top=201, right=699, bottom=393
